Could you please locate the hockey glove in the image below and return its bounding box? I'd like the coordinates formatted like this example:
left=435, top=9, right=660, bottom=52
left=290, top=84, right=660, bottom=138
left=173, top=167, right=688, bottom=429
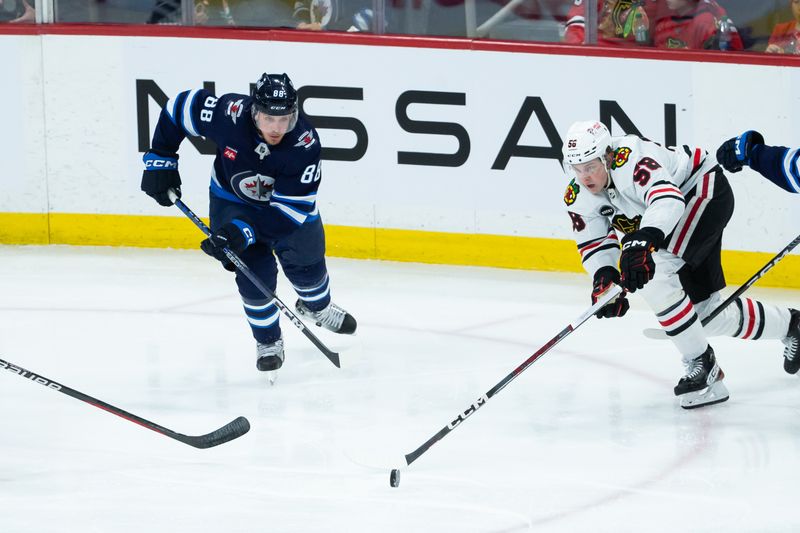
left=591, top=266, right=629, bottom=319
left=716, top=130, right=764, bottom=173
left=619, top=227, right=664, bottom=292
left=141, top=150, right=181, bottom=206
left=200, top=220, right=257, bottom=272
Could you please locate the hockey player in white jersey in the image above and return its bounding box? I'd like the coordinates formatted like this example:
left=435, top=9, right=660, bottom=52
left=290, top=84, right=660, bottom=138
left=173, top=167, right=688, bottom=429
left=562, top=121, right=800, bottom=408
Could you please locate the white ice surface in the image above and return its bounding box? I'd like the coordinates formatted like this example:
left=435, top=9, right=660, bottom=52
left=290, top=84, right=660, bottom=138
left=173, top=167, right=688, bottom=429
left=1, top=245, right=799, bottom=532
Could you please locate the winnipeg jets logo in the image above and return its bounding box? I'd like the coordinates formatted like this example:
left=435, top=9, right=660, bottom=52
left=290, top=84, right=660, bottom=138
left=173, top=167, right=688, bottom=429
left=230, top=171, right=275, bottom=203
left=254, top=142, right=270, bottom=160
left=294, top=130, right=316, bottom=149
left=226, top=99, right=244, bottom=124
left=310, top=0, right=333, bottom=25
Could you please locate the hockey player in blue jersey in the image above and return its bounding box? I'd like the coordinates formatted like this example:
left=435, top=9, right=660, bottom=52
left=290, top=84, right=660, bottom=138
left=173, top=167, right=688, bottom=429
left=140, top=72, right=356, bottom=378
left=716, top=131, right=800, bottom=194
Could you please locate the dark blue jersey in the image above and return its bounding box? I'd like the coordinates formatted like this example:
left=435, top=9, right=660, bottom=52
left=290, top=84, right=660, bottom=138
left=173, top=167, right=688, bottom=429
left=750, top=144, right=800, bottom=194
left=151, top=88, right=323, bottom=238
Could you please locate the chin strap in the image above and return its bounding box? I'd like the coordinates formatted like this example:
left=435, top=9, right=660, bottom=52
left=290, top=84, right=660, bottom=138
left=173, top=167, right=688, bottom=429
left=602, top=167, right=613, bottom=190
left=602, top=149, right=615, bottom=190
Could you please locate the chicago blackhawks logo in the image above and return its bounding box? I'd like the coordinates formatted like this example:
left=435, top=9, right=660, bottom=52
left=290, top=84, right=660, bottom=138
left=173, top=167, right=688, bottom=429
left=599, top=0, right=639, bottom=37
left=230, top=171, right=275, bottom=203
left=611, top=147, right=632, bottom=169
left=564, top=179, right=580, bottom=206
left=666, top=37, right=688, bottom=49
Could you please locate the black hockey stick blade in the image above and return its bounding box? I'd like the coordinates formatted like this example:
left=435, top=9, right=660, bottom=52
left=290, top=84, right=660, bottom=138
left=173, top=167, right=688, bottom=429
left=169, top=191, right=340, bottom=368
left=404, top=285, right=623, bottom=466
left=1, top=357, right=251, bottom=449
left=171, top=416, right=251, bottom=449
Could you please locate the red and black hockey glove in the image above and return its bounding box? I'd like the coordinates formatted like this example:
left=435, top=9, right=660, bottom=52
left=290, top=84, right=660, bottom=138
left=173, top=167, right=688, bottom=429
left=619, top=227, right=664, bottom=292
left=592, top=266, right=629, bottom=319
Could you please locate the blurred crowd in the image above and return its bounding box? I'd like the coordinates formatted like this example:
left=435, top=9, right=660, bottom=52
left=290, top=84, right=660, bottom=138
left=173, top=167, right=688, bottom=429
left=0, top=0, right=34, bottom=22
left=560, top=0, right=800, bottom=53
left=3, top=0, right=800, bottom=54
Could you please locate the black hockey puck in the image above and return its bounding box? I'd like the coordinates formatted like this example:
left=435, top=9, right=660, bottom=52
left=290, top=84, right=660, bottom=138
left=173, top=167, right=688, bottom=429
left=390, top=468, right=400, bottom=488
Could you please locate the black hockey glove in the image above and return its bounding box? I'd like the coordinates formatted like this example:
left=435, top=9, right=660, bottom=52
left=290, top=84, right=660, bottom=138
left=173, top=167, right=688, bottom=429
left=591, top=266, right=629, bottom=319
left=141, top=150, right=181, bottom=206
left=619, top=227, right=664, bottom=293
left=200, top=220, right=257, bottom=272
left=716, top=130, right=764, bottom=173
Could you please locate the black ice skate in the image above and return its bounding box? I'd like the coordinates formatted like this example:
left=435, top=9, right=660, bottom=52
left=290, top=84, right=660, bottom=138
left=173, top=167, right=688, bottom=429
left=295, top=300, right=357, bottom=334
left=256, top=338, right=285, bottom=385
left=782, top=309, right=800, bottom=374
left=674, top=346, right=729, bottom=409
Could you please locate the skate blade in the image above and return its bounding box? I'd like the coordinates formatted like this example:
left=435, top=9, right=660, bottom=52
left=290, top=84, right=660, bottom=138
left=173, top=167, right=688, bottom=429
left=266, top=370, right=278, bottom=386
left=680, top=381, right=730, bottom=409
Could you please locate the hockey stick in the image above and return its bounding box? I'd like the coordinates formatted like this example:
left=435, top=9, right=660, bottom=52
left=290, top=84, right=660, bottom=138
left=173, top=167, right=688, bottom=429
left=402, top=285, right=623, bottom=467
left=643, top=232, right=800, bottom=340
left=0, top=357, right=250, bottom=449
left=168, top=190, right=340, bottom=368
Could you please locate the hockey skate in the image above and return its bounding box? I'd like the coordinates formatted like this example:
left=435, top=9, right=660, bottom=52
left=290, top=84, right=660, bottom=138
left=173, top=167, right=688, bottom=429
left=295, top=300, right=357, bottom=334
left=256, top=338, right=285, bottom=385
left=782, top=309, right=800, bottom=374
left=674, top=346, right=729, bottom=409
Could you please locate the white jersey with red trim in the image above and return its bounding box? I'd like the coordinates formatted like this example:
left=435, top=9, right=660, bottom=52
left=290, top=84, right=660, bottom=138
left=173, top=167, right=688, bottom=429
left=563, top=134, right=793, bottom=370
left=563, top=135, right=718, bottom=278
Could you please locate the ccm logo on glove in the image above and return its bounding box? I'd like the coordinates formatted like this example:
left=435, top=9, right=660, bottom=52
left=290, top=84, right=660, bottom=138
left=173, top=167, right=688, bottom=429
left=240, top=226, right=255, bottom=246
left=141, top=150, right=182, bottom=207
left=619, top=227, right=665, bottom=292
left=622, top=239, right=649, bottom=250
left=144, top=159, right=178, bottom=169
left=200, top=219, right=257, bottom=272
